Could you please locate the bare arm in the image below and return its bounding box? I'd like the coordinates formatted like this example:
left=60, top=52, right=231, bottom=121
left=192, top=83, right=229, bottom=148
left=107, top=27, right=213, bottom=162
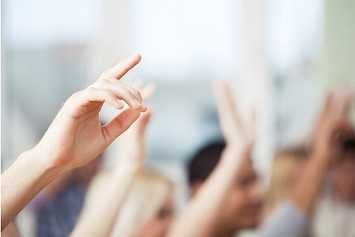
left=1, top=55, right=146, bottom=230
left=168, top=145, right=250, bottom=237
left=70, top=166, right=139, bottom=237
left=2, top=222, right=21, bottom=237
left=291, top=92, right=354, bottom=215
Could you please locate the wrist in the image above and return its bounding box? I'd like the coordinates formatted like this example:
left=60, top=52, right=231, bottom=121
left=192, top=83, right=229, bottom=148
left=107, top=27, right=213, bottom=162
left=21, top=146, right=67, bottom=178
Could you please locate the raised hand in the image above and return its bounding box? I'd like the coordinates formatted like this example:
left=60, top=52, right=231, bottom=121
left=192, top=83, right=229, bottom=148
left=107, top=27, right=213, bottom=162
left=1, top=54, right=149, bottom=229
left=312, top=91, right=354, bottom=165
left=34, top=54, right=146, bottom=171
left=214, top=80, right=255, bottom=147
left=214, top=80, right=256, bottom=170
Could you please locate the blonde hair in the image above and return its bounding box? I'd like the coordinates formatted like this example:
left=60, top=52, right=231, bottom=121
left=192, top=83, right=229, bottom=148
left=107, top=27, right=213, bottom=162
left=111, top=167, right=174, bottom=237
left=265, top=146, right=309, bottom=215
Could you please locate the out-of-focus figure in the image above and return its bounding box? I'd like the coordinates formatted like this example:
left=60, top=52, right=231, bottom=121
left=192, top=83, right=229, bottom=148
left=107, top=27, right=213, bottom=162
left=265, top=146, right=308, bottom=216
left=186, top=140, right=264, bottom=235
left=312, top=147, right=355, bottom=237
left=112, top=167, right=175, bottom=237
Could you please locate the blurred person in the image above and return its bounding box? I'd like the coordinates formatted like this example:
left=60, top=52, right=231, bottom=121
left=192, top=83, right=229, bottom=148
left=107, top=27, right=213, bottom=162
left=168, top=81, right=354, bottom=237
left=251, top=92, right=355, bottom=237
left=168, top=80, right=263, bottom=237
left=312, top=141, right=355, bottom=237
left=264, top=141, right=355, bottom=237
left=1, top=54, right=147, bottom=230
left=186, top=140, right=263, bottom=232
left=112, top=85, right=174, bottom=237
left=265, top=146, right=309, bottom=216
left=112, top=167, right=175, bottom=237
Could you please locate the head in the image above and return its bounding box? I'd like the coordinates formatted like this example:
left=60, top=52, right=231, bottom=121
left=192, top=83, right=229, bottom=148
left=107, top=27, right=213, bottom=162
left=187, top=141, right=264, bottom=234
left=112, top=167, right=175, bottom=237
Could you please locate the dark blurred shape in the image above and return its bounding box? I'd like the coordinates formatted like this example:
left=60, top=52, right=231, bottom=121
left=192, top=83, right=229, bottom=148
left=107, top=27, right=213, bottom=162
left=186, top=140, right=225, bottom=186
left=343, top=137, right=355, bottom=154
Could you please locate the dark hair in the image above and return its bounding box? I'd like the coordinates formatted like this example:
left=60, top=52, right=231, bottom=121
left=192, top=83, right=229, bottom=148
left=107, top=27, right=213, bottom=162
left=186, top=141, right=225, bottom=186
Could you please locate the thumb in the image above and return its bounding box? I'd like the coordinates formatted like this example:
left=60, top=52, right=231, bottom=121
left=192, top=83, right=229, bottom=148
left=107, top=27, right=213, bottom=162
left=102, top=108, right=141, bottom=144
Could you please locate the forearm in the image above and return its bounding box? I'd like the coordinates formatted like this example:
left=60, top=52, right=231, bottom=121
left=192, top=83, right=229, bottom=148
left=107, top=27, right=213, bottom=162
left=291, top=152, right=329, bottom=215
left=2, top=222, right=21, bottom=237
left=71, top=166, right=138, bottom=237
left=168, top=147, right=239, bottom=237
left=1, top=149, right=63, bottom=229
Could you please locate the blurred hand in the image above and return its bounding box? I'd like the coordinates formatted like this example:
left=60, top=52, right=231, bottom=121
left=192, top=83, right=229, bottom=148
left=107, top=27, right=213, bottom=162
left=312, top=91, right=354, bottom=166
left=33, top=54, right=146, bottom=171
left=214, top=80, right=255, bottom=153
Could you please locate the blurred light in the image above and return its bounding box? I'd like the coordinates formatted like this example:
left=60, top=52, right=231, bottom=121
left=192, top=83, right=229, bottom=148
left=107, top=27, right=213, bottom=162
left=5, top=0, right=101, bottom=47
left=266, top=0, right=324, bottom=73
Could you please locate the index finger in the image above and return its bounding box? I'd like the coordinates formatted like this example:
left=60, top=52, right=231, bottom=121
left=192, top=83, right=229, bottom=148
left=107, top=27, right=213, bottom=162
left=100, top=54, right=142, bottom=81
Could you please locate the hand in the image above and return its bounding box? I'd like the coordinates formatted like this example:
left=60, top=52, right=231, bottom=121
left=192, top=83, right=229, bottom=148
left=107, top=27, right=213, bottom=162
left=33, top=54, right=146, bottom=171
left=312, top=91, right=354, bottom=166
left=214, top=80, right=256, bottom=150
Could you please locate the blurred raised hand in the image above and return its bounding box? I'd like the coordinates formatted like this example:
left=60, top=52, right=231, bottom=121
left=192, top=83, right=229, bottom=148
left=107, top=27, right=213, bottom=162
left=312, top=91, right=354, bottom=165
left=214, top=80, right=256, bottom=168
left=292, top=90, right=355, bottom=215
left=214, top=80, right=255, bottom=146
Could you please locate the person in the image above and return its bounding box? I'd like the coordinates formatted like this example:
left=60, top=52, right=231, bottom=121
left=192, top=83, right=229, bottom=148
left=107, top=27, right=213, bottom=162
left=264, top=146, right=309, bottom=216
left=312, top=141, right=355, bottom=237
left=1, top=54, right=147, bottom=230
left=168, top=81, right=354, bottom=237
left=168, top=80, right=263, bottom=237
left=186, top=140, right=263, bottom=233
left=112, top=167, right=175, bottom=237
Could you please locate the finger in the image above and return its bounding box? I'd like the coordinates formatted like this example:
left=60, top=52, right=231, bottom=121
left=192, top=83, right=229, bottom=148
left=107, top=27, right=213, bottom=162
left=112, top=85, right=145, bottom=111
left=92, top=82, right=145, bottom=111
left=132, top=80, right=155, bottom=100
left=247, top=107, right=257, bottom=143
left=320, top=92, right=334, bottom=121
left=136, top=109, right=152, bottom=135
left=310, top=92, right=335, bottom=139
left=214, top=80, right=247, bottom=141
left=84, top=87, right=124, bottom=109
left=100, top=54, right=142, bottom=81
left=132, top=79, right=144, bottom=89
left=335, top=91, right=353, bottom=118
left=102, top=108, right=141, bottom=144
left=140, top=84, right=156, bottom=100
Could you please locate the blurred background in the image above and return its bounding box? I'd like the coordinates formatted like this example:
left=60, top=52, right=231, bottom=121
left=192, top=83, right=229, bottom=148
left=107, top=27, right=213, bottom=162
left=1, top=0, right=355, bottom=235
